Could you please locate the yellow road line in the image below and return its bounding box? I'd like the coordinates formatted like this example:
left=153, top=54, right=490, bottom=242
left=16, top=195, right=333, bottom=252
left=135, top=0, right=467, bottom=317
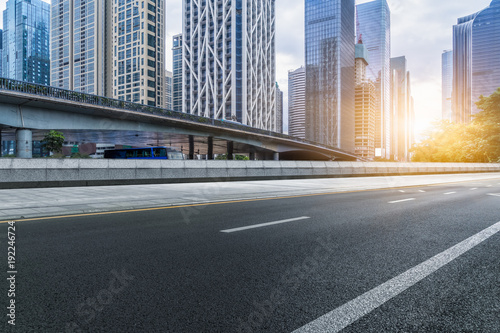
left=1, top=176, right=499, bottom=223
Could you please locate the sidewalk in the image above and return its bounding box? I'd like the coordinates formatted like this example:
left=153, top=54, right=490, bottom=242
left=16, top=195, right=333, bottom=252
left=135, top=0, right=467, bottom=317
left=1, top=173, right=500, bottom=220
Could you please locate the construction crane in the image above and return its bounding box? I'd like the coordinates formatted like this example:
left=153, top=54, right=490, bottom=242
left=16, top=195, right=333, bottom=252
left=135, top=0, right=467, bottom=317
left=356, top=9, right=363, bottom=44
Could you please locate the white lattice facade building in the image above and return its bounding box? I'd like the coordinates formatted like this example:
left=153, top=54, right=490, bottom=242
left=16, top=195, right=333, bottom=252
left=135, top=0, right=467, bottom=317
left=182, top=0, right=277, bottom=131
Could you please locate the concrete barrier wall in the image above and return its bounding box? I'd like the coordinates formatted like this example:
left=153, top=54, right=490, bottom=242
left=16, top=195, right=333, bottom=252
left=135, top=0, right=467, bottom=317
left=0, top=159, right=499, bottom=188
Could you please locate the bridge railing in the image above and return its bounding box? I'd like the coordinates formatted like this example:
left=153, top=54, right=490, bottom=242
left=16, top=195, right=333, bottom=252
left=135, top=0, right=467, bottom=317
left=0, top=77, right=354, bottom=157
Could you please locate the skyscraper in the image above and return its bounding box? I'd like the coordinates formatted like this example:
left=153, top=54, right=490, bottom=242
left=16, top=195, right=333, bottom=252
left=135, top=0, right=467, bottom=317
left=453, top=0, right=500, bottom=123
left=50, top=0, right=112, bottom=95
left=390, top=56, right=413, bottom=162
left=355, top=42, right=376, bottom=160
left=276, top=83, right=283, bottom=134
left=442, top=50, right=453, bottom=121
left=183, top=0, right=276, bottom=130
left=288, top=66, right=306, bottom=140
left=165, top=70, right=173, bottom=110
left=2, top=0, right=50, bottom=85
left=356, top=0, right=391, bottom=158
left=305, top=0, right=355, bottom=151
left=172, top=34, right=183, bottom=112
left=113, top=0, right=165, bottom=107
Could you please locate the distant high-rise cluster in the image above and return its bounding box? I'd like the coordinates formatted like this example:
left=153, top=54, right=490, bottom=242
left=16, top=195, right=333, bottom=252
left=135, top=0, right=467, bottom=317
left=0, top=0, right=428, bottom=160
left=285, top=0, right=412, bottom=160
left=451, top=0, right=500, bottom=123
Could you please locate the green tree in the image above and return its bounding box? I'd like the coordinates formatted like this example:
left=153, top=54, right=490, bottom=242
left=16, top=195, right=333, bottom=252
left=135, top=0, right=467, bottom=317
left=474, top=88, right=500, bottom=162
left=215, top=154, right=250, bottom=160
left=42, top=130, right=65, bottom=155
left=411, top=88, right=500, bottom=163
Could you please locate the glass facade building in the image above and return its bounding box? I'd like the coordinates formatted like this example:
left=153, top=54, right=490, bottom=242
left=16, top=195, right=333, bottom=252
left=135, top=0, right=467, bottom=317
left=356, top=0, right=391, bottom=158
left=50, top=0, right=112, bottom=96
left=305, top=0, right=355, bottom=151
left=183, top=0, right=276, bottom=131
left=453, top=0, right=500, bottom=122
left=2, top=0, right=50, bottom=85
left=442, top=50, right=453, bottom=121
left=172, top=34, right=182, bottom=112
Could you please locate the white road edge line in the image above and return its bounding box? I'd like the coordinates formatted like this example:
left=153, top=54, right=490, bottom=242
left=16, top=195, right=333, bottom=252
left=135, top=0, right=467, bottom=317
left=220, top=216, right=310, bottom=233
left=487, top=193, right=500, bottom=197
left=444, top=192, right=457, bottom=195
left=388, top=198, right=416, bottom=204
left=291, top=220, right=500, bottom=333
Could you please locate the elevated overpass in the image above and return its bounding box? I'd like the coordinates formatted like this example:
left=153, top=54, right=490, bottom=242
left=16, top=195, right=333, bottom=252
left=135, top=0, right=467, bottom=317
left=0, top=78, right=359, bottom=160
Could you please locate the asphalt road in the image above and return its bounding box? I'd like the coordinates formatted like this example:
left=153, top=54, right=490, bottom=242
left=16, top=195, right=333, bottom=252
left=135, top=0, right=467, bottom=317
left=2, top=176, right=500, bottom=332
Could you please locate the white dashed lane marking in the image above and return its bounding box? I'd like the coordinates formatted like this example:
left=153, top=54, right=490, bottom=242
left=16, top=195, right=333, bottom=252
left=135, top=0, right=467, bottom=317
left=388, top=198, right=416, bottom=204
left=292, top=221, right=500, bottom=333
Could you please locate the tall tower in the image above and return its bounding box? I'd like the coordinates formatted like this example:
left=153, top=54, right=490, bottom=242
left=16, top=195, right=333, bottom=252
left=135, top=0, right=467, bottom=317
left=356, top=0, right=391, bottom=158
left=172, top=34, right=183, bottom=112
left=50, top=0, right=112, bottom=96
left=453, top=0, right=500, bottom=123
left=355, top=42, right=376, bottom=160
left=442, top=50, right=453, bottom=121
left=305, top=0, right=356, bottom=151
left=390, top=56, right=413, bottom=162
left=183, top=0, right=276, bottom=130
left=288, top=66, right=306, bottom=140
left=276, top=83, right=283, bottom=134
left=165, top=70, right=173, bottom=110
left=112, top=0, right=165, bottom=106
left=2, top=0, right=50, bottom=85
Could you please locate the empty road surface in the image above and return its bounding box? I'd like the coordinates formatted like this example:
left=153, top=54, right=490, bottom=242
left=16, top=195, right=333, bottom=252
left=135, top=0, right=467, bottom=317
left=1, top=174, right=500, bottom=332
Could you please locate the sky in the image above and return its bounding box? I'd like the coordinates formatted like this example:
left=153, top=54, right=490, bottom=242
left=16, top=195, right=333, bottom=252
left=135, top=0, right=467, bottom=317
left=0, top=0, right=494, bottom=138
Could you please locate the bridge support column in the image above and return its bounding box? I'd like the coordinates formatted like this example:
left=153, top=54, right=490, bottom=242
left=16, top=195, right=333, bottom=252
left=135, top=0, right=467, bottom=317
left=207, top=137, right=214, bottom=160
left=273, top=152, right=280, bottom=161
left=16, top=129, right=32, bottom=158
left=227, top=141, right=234, bottom=160
left=188, top=135, right=194, bottom=160
left=0, top=129, right=2, bottom=157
